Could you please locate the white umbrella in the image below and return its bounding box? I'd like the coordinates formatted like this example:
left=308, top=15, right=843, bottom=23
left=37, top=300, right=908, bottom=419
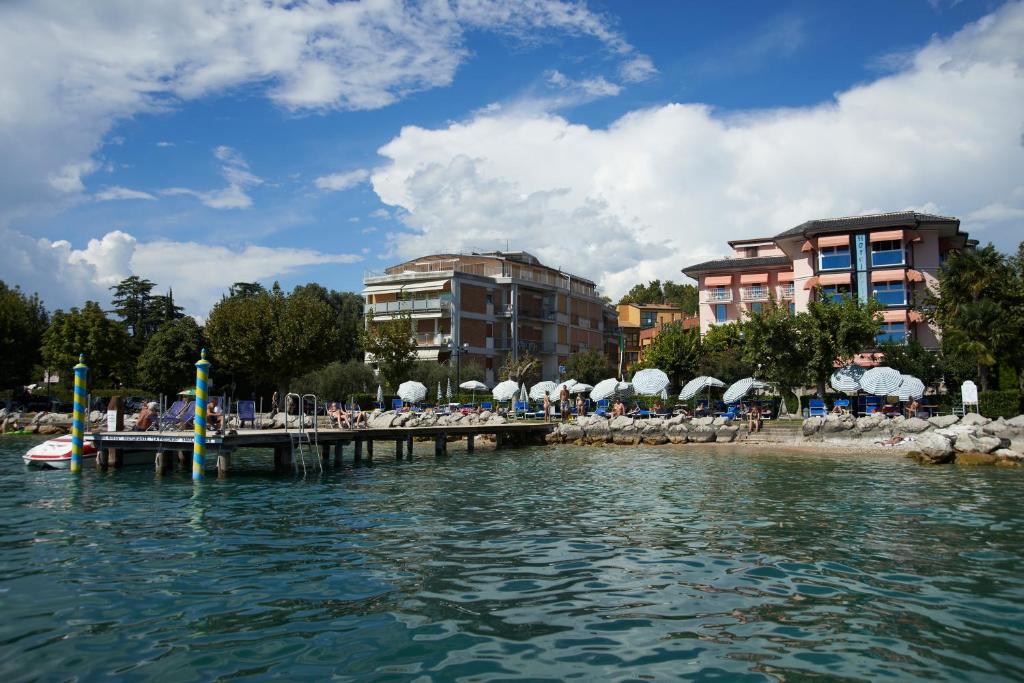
left=895, top=374, right=925, bottom=401
left=529, top=381, right=557, bottom=401
left=631, top=368, right=670, bottom=396
left=446, top=378, right=453, bottom=403
left=397, top=381, right=427, bottom=404
left=570, top=383, right=593, bottom=394
left=616, top=381, right=634, bottom=398
left=460, top=379, right=486, bottom=403
left=830, top=364, right=865, bottom=393
left=679, top=376, right=725, bottom=401
left=859, top=366, right=903, bottom=396
left=590, top=378, right=620, bottom=401
left=553, top=379, right=577, bottom=395
left=376, top=385, right=383, bottom=407
left=723, top=377, right=768, bottom=404
left=492, top=379, right=520, bottom=401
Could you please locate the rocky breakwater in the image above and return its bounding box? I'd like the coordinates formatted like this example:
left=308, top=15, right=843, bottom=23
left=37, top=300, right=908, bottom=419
left=544, top=415, right=740, bottom=446
left=802, top=411, right=1024, bottom=466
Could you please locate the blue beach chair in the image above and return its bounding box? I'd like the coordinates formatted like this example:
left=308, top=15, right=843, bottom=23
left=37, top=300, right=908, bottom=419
left=809, top=399, right=827, bottom=417
left=158, top=399, right=186, bottom=430
left=481, top=401, right=493, bottom=411
left=169, top=401, right=196, bottom=430
left=236, top=400, right=256, bottom=428
left=392, top=398, right=403, bottom=411
left=595, top=399, right=609, bottom=416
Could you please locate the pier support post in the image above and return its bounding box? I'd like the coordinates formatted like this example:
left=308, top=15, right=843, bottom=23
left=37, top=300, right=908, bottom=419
left=467, top=433, right=475, bottom=453
left=354, top=439, right=363, bottom=465
left=333, top=443, right=343, bottom=468
left=395, top=439, right=404, bottom=460
left=155, top=450, right=171, bottom=473
left=177, top=450, right=188, bottom=470
left=434, top=435, right=447, bottom=458
left=406, top=436, right=414, bottom=460
left=96, top=448, right=108, bottom=470
left=109, top=448, right=123, bottom=469
left=366, top=440, right=374, bottom=464
left=217, top=452, right=230, bottom=478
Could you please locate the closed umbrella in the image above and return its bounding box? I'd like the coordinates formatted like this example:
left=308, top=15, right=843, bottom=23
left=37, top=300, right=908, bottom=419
left=859, top=366, right=903, bottom=396
left=397, top=381, right=427, bottom=404
left=631, top=368, right=670, bottom=396
left=723, top=377, right=768, bottom=404
left=590, top=378, right=620, bottom=401
left=679, top=376, right=725, bottom=401
left=895, top=375, right=925, bottom=401
left=492, top=380, right=520, bottom=401
left=437, top=382, right=443, bottom=405
left=446, top=378, right=453, bottom=404
left=530, top=381, right=557, bottom=401
left=830, top=364, right=865, bottom=393
left=376, top=384, right=383, bottom=407
left=519, top=382, right=528, bottom=404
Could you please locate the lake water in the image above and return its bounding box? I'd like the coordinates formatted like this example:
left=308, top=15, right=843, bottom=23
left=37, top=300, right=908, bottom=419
left=1, top=436, right=1022, bottom=681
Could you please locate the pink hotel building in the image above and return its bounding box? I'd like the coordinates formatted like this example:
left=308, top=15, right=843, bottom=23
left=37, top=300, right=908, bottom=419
left=682, top=212, right=973, bottom=348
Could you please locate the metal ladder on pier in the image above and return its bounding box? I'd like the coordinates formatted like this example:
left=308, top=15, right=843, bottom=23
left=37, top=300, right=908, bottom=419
left=285, top=393, right=322, bottom=475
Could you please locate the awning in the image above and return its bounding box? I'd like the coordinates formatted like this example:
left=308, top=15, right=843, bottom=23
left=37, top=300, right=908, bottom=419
left=705, top=275, right=733, bottom=286
left=882, top=310, right=908, bottom=323
left=871, top=269, right=905, bottom=283
left=803, top=276, right=819, bottom=290
left=869, top=229, right=904, bottom=243
left=819, top=272, right=851, bottom=286
left=906, top=269, right=924, bottom=282
left=740, top=273, right=768, bottom=284
left=818, top=235, right=850, bottom=248
left=800, top=240, right=814, bottom=253
left=402, top=279, right=449, bottom=293
left=777, top=271, right=795, bottom=283
left=362, top=284, right=404, bottom=295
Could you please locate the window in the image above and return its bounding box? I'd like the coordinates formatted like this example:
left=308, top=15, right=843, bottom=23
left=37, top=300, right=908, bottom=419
left=876, top=322, right=907, bottom=344
left=820, top=284, right=852, bottom=303
left=640, top=311, right=658, bottom=328
left=871, top=240, right=905, bottom=267
left=709, top=286, right=730, bottom=302
left=789, top=302, right=796, bottom=315
left=750, top=302, right=763, bottom=315
left=873, top=281, right=906, bottom=306
left=486, top=293, right=493, bottom=305
left=715, top=303, right=728, bottom=323
left=745, top=247, right=758, bottom=258
left=819, top=245, right=851, bottom=270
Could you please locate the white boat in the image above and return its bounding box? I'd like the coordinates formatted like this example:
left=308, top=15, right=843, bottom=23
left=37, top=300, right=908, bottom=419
left=23, top=434, right=98, bottom=469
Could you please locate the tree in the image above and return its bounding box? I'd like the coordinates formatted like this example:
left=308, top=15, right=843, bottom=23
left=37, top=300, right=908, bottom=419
left=136, top=317, right=205, bottom=395
left=228, top=282, right=267, bottom=298
left=362, top=309, right=416, bottom=390
left=876, top=339, right=943, bottom=391
left=797, top=293, right=882, bottom=396
left=293, top=360, right=376, bottom=402
left=618, top=279, right=698, bottom=315
left=564, top=348, right=615, bottom=385
left=292, top=283, right=364, bottom=363
left=146, top=289, right=184, bottom=332
left=697, top=322, right=749, bottom=384
left=0, top=281, right=48, bottom=390
left=41, top=302, right=132, bottom=388
left=740, top=301, right=809, bottom=412
left=638, top=323, right=700, bottom=389
left=500, top=352, right=541, bottom=387
left=110, top=276, right=156, bottom=340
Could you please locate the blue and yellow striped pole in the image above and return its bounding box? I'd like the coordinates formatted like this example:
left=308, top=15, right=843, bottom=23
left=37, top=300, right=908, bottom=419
left=70, top=354, right=88, bottom=474
left=192, top=348, right=211, bottom=481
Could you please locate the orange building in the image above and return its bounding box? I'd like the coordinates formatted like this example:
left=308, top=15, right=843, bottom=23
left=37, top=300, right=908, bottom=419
left=616, top=302, right=698, bottom=369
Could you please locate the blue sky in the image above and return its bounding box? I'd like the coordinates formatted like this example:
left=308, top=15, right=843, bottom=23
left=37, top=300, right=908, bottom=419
left=1, top=0, right=1021, bottom=315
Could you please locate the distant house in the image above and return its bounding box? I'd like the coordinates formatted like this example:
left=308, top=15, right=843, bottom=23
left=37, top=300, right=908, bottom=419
left=682, top=211, right=973, bottom=348
left=616, top=302, right=698, bottom=368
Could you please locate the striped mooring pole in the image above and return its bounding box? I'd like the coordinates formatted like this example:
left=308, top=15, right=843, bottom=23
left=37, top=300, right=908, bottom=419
left=70, top=354, right=88, bottom=474
left=192, top=348, right=211, bottom=481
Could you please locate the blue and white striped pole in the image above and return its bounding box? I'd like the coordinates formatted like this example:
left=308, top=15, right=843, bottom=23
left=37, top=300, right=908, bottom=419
left=70, top=354, right=88, bottom=474
left=192, top=349, right=211, bottom=481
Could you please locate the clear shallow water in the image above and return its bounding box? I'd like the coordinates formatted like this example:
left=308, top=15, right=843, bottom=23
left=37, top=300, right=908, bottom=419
left=1, top=437, right=1022, bottom=682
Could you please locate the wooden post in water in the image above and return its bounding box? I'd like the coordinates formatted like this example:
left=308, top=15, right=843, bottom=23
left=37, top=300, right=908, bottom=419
left=177, top=450, right=188, bottom=470
left=366, top=440, right=374, bottom=464
left=495, top=430, right=505, bottom=450
left=467, top=433, right=475, bottom=453
left=395, top=439, right=404, bottom=460
left=217, top=452, right=230, bottom=478
left=155, top=449, right=168, bottom=473
left=333, top=442, right=343, bottom=468
left=96, top=448, right=108, bottom=470
left=434, top=435, right=447, bottom=458
left=354, top=439, right=363, bottom=465
left=406, top=436, right=414, bottom=460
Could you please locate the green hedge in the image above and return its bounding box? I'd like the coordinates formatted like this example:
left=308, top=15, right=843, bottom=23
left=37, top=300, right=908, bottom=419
left=978, top=390, right=1022, bottom=419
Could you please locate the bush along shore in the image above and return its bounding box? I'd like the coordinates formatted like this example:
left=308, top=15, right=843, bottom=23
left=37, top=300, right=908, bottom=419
left=4, top=407, right=1024, bottom=468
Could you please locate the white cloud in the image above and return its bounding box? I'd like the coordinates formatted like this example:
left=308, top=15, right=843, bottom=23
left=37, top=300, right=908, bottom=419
left=163, top=146, right=263, bottom=209
left=370, top=208, right=391, bottom=220
left=620, top=55, right=657, bottom=83
left=314, top=169, right=370, bottom=192
left=0, top=226, right=362, bottom=315
left=361, top=226, right=379, bottom=234
left=372, top=2, right=1024, bottom=298
left=156, top=141, right=175, bottom=148
left=0, top=0, right=647, bottom=225
left=95, top=186, right=156, bottom=201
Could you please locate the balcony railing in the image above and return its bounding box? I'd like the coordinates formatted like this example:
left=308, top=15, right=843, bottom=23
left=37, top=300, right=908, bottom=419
left=702, top=289, right=733, bottom=303
left=518, top=340, right=556, bottom=354
left=520, top=307, right=557, bottom=321
left=495, top=304, right=513, bottom=317
left=777, top=284, right=795, bottom=299
left=366, top=298, right=446, bottom=315
left=413, top=333, right=451, bottom=346
left=740, top=286, right=769, bottom=301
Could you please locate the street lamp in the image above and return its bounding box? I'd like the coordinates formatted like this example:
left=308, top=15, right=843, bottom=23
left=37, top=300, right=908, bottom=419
left=448, top=341, right=470, bottom=391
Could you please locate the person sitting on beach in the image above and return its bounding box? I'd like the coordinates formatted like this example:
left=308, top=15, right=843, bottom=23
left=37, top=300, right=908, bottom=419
left=611, top=399, right=626, bottom=417
left=134, top=402, right=157, bottom=431
left=905, top=399, right=921, bottom=419
left=695, top=400, right=707, bottom=417
left=208, top=397, right=224, bottom=432
left=346, top=405, right=369, bottom=428
left=327, top=402, right=347, bottom=428
left=748, top=404, right=762, bottom=433
left=675, top=404, right=691, bottom=418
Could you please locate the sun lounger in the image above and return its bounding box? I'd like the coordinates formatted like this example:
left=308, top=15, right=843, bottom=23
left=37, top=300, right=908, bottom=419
left=808, top=399, right=827, bottom=417
left=236, top=400, right=256, bottom=428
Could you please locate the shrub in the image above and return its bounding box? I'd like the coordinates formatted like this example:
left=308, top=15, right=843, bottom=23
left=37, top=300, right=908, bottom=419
left=978, top=390, right=1021, bottom=419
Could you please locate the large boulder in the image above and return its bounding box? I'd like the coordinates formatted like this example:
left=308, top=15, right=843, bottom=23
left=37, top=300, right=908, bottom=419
left=895, top=417, right=931, bottom=434
left=368, top=412, right=396, bottom=429
left=609, top=415, right=635, bottom=431
left=955, top=452, right=999, bottom=466
left=953, top=431, right=1004, bottom=454
left=960, top=412, right=991, bottom=427
left=559, top=423, right=584, bottom=441
left=584, top=418, right=611, bottom=443
left=802, top=416, right=825, bottom=436
left=995, top=448, right=1023, bottom=460
left=928, top=414, right=960, bottom=429
left=689, top=426, right=717, bottom=443
left=716, top=425, right=739, bottom=442
left=487, top=415, right=507, bottom=425
left=1004, top=415, right=1024, bottom=429
left=821, top=414, right=856, bottom=433
left=544, top=430, right=563, bottom=444
left=37, top=424, right=66, bottom=435
left=663, top=415, right=685, bottom=427
left=856, top=413, right=886, bottom=432
left=691, top=416, right=715, bottom=428
left=915, top=431, right=955, bottom=464
left=643, top=434, right=669, bottom=445
left=478, top=410, right=493, bottom=421
left=666, top=423, right=689, bottom=444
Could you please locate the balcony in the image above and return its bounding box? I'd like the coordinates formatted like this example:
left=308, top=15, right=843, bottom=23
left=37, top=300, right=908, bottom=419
left=740, top=286, right=769, bottom=302
left=777, top=284, right=795, bottom=299
left=520, top=307, right=557, bottom=322
left=495, top=304, right=513, bottom=317
left=367, top=298, right=446, bottom=315
left=413, top=333, right=451, bottom=346
left=518, top=340, right=556, bottom=354
left=702, top=289, right=733, bottom=303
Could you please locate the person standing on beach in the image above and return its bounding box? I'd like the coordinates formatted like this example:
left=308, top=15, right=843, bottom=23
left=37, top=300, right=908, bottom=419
left=559, top=385, right=570, bottom=422
left=543, top=392, right=551, bottom=423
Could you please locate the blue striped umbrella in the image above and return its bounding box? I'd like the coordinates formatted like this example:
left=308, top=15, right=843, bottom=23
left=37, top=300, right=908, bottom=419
left=830, top=364, right=865, bottom=393
left=859, top=366, right=903, bottom=396
left=631, top=368, right=670, bottom=396
left=895, top=375, right=925, bottom=401
left=679, top=376, right=725, bottom=401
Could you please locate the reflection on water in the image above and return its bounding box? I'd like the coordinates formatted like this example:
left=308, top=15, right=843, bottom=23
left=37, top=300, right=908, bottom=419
left=1, top=436, right=1022, bottom=681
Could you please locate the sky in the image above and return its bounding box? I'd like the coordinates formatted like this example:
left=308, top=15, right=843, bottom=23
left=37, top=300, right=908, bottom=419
left=1, top=0, right=1022, bottom=317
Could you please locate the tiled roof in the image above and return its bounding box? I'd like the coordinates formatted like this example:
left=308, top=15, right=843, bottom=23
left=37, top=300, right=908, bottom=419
left=681, top=255, right=790, bottom=276
left=774, top=211, right=959, bottom=240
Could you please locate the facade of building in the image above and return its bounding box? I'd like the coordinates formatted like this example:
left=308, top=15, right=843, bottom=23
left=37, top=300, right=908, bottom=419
left=362, top=252, right=613, bottom=385
left=616, top=303, right=699, bottom=368
left=682, top=212, right=971, bottom=347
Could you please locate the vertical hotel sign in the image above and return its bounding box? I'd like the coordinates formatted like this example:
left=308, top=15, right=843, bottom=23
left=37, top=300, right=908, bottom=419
left=855, top=234, right=868, bottom=305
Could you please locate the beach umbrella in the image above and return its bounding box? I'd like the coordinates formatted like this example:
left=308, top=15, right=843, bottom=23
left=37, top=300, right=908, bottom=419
left=460, top=379, right=486, bottom=403
left=859, top=366, right=903, bottom=396
left=397, top=381, right=427, bottom=404
left=530, top=381, right=557, bottom=401
left=631, top=368, right=670, bottom=396
left=723, top=377, right=768, bottom=404
left=895, top=374, right=925, bottom=401
left=446, top=378, right=453, bottom=404
left=570, top=383, right=593, bottom=394
left=553, top=379, right=578, bottom=395
left=616, top=381, right=634, bottom=398
left=590, top=378, right=620, bottom=401
left=376, top=384, right=383, bottom=406
left=437, top=382, right=443, bottom=405
left=519, top=382, right=528, bottom=404
left=492, top=379, right=520, bottom=401
left=830, top=364, right=865, bottom=393
left=178, top=388, right=196, bottom=396
left=679, top=376, right=725, bottom=401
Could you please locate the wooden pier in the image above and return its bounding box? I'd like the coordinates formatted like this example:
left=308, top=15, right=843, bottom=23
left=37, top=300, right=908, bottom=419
left=89, top=423, right=555, bottom=476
